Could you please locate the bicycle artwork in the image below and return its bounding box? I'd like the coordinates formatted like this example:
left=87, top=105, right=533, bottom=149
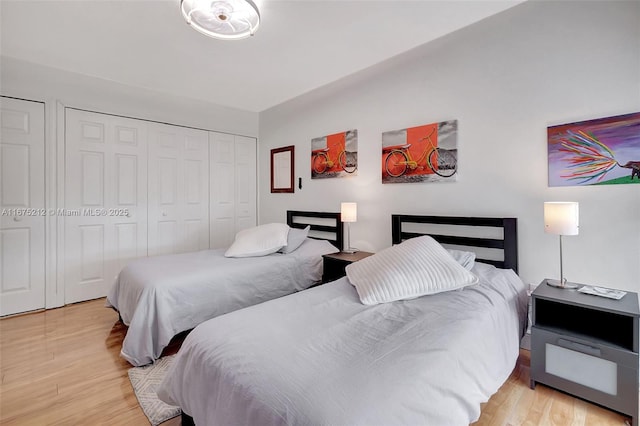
left=382, top=120, right=458, bottom=184
left=311, top=129, right=358, bottom=179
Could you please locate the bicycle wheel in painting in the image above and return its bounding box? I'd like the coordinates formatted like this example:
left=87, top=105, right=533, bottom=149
left=428, top=148, right=457, bottom=177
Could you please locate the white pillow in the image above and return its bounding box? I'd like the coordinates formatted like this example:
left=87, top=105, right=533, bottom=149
left=279, top=225, right=310, bottom=254
left=224, top=223, right=290, bottom=258
left=346, top=236, right=479, bottom=305
left=447, top=249, right=476, bottom=271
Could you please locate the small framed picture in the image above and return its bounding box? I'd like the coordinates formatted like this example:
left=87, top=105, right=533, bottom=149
left=271, top=145, right=295, bottom=193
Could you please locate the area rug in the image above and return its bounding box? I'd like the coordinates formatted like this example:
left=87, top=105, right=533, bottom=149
left=128, top=355, right=181, bottom=425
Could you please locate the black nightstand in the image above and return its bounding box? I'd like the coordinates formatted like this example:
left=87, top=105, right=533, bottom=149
left=321, top=251, right=374, bottom=283
left=530, top=279, right=639, bottom=426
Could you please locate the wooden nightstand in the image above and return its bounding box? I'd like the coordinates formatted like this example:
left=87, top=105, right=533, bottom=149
left=321, top=251, right=374, bottom=283
left=530, top=279, right=639, bottom=426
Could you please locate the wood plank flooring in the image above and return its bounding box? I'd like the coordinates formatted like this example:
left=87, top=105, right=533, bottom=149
left=0, top=298, right=180, bottom=425
left=0, top=298, right=630, bottom=425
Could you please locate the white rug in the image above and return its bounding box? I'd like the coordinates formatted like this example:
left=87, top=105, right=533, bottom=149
left=128, top=355, right=181, bottom=425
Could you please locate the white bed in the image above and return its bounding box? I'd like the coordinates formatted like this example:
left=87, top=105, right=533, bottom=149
left=157, top=214, right=528, bottom=425
left=158, top=263, right=527, bottom=425
left=107, top=210, right=342, bottom=367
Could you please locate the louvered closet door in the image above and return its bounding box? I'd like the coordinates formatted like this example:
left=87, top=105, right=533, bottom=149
left=148, top=123, right=209, bottom=256
left=64, top=109, right=148, bottom=303
left=210, top=132, right=256, bottom=249
left=0, top=97, right=45, bottom=316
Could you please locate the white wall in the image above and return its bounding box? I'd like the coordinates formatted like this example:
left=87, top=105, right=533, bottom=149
left=258, top=1, right=640, bottom=291
left=0, top=56, right=258, bottom=136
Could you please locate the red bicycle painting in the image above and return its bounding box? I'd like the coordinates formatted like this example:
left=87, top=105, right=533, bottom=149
left=311, top=129, right=358, bottom=178
left=382, top=120, right=458, bottom=184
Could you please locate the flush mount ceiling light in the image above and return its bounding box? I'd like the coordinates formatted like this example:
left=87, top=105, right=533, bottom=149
left=181, top=0, right=260, bottom=40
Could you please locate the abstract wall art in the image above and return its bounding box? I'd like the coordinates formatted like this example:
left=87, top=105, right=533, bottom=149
left=548, top=112, right=640, bottom=186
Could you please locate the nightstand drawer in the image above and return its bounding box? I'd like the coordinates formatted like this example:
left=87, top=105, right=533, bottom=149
left=531, top=326, right=639, bottom=414
left=532, top=325, right=638, bottom=368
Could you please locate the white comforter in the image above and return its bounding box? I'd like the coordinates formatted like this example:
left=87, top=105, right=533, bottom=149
left=106, top=239, right=337, bottom=366
left=158, top=263, right=528, bottom=425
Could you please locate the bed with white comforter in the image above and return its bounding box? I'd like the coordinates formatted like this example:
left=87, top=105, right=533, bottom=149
left=107, top=238, right=337, bottom=366
left=158, top=261, right=528, bottom=425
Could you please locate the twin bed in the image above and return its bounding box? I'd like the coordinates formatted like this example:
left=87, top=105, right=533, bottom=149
left=107, top=210, right=342, bottom=366
left=155, top=214, right=528, bottom=425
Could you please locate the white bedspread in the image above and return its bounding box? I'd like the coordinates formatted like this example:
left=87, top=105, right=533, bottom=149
left=106, top=238, right=337, bottom=366
left=158, top=263, right=527, bottom=425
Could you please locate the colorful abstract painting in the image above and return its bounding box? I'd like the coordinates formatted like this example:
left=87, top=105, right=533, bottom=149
left=548, top=112, right=640, bottom=186
left=311, top=129, right=358, bottom=179
left=382, top=120, right=457, bottom=184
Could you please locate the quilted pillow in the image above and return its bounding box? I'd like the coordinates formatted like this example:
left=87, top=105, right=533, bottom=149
left=280, top=225, right=311, bottom=254
left=225, top=223, right=290, bottom=258
left=346, top=236, right=479, bottom=305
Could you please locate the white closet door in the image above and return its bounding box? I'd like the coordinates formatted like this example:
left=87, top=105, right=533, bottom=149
left=64, top=109, right=148, bottom=303
left=210, top=132, right=256, bottom=249
left=234, top=135, right=257, bottom=233
left=0, top=97, right=45, bottom=316
left=210, top=132, right=236, bottom=248
left=148, top=123, right=209, bottom=256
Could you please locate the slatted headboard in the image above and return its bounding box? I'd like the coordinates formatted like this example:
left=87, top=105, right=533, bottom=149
left=391, top=214, right=518, bottom=273
left=287, top=210, right=343, bottom=250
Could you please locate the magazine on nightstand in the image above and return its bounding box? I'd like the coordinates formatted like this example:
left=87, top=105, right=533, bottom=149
left=578, top=285, right=627, bottom=300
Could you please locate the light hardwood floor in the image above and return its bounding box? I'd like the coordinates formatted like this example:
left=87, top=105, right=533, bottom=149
left=0, top=298, right=630, bottom=425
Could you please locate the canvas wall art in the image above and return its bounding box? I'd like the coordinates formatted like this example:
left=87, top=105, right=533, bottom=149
left=548, top=112, right=640, bottom=186
left=381, top=120, right=458, bottom=184
left=311, top=129, right=358, bottom=179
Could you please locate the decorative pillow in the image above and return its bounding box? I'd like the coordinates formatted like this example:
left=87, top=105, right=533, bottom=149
left=447, top=249, right=476, bottom=271
left=224, top=223, right=290, bottom=258
left=279, top=225, right=311, bottom=254
left=346, top=236, right=479, bottom=305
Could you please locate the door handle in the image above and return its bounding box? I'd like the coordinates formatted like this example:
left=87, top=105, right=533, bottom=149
left=556, top=338, right=601, bottom=357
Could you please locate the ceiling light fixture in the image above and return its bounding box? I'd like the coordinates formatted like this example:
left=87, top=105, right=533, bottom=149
left=181, top=0, right=261, bottom=40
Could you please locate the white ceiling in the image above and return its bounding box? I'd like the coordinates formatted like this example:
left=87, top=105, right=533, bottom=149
left=1, top=0, right=524, bottom=112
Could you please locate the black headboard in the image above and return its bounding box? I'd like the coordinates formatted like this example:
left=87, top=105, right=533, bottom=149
left=391, top=215, right=518, bottom=273
left=287, top=211, right=343, bottom=250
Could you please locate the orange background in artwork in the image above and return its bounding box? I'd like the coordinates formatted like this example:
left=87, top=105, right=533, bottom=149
left=381, top=123, right=438, bottom=177
left=325, top=132, right=346, bottom=172
left=407, top=124, right=438, bottom=175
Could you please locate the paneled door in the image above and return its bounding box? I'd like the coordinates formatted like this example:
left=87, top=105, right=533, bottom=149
left=210, top=132, right=236, bottom=248
left=148, top=122, right=209, bottom=256
left=210, top=132, right=256, bottom=248
left=233, top=135, right=257, bottom=234
left=0, top=97, right=45, bottom=316
left=64, top=109, right=148, bottom=303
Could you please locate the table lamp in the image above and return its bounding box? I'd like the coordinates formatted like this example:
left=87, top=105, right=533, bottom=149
left=341, top=202, right=357, bottom=253
left=544, top=201, right=579, bottom=289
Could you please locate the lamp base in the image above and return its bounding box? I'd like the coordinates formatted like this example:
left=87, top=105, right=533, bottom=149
left=546, top=278, right=579, bottom=289
left=343, top=248, right=358, bottom=254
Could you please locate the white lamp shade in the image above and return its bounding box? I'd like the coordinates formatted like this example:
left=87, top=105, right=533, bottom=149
left=341, top=202, right=357, bottom=223
left=544, top=202, right=579, bottom=235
